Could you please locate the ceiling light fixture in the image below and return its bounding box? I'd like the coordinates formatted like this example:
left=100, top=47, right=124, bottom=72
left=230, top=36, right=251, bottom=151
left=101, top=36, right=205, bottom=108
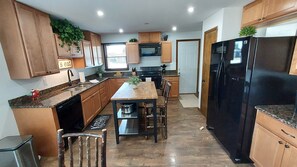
left=97, top=10, right=104, bottom=17
left=188, top=6, right=194, bottom=13
left=119, top=28, right=124, bottom=33
left=172, top=26, right=177, bottom=31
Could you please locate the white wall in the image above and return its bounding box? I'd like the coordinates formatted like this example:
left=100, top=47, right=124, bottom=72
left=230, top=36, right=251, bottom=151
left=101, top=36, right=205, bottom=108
left=198, top=7, right=243, bottom=107
left=255, top=18, right=297, bottom=37
left=101, top=31, right=202, bottom=71
left=0, top=43, right=96, bottom=139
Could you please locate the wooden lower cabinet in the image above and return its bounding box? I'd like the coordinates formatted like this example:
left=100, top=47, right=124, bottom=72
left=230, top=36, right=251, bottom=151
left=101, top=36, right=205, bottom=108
left=163, top=76, right=179, bottom=98
left=80, top=85, right=101, bottom=126
left=250, top=111, right=297, bottom=167
left=109, top=78, right=128, bottom=97
left=99, top=81, right=109, bottom=107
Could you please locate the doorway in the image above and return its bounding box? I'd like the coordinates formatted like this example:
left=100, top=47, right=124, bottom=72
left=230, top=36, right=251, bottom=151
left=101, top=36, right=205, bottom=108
left=176, top=39, right=200, bottom=96
left=201, top=27, right=218, bottom=117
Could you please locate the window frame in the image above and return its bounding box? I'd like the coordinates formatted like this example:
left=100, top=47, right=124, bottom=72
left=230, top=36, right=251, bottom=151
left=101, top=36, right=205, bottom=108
left=103, top=42, right=129, bottom=71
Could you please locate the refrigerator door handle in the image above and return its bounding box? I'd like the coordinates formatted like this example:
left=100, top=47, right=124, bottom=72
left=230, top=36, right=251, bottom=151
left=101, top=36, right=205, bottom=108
left=216, top=60, right=224, bottom=108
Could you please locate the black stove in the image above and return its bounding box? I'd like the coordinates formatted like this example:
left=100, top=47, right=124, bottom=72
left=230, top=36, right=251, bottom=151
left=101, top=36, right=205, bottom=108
left=139, top=66, right=162, bottom=88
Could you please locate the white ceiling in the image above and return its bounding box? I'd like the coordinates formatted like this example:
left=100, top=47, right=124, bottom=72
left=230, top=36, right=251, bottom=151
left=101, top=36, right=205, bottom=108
left=17, top=0, right=253, bottom=34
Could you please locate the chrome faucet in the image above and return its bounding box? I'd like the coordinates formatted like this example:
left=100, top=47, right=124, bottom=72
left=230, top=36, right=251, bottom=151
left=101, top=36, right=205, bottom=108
left=67, top=69, right=74, bottom=86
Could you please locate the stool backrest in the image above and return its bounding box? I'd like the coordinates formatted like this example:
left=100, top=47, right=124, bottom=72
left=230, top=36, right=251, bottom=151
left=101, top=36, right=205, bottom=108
left=164, top=82, right=171, bottom=104
left=57, top=129, right=107, bottom=167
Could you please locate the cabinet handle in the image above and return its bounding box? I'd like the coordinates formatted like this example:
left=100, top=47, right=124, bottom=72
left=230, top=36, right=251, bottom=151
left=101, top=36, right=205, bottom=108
left=278, top=141, right=283, bottom=144
left=285, top=144, right=290, bottom=148
left=281, top=129, right=296, bottom=139
left=262, top=17, right=266, bottom=20
left=258, top=18, right=262, bottom=21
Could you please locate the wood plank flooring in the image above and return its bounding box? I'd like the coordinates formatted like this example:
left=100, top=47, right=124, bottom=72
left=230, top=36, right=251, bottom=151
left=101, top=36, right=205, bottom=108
left=40, top=99, right=253, bottom=167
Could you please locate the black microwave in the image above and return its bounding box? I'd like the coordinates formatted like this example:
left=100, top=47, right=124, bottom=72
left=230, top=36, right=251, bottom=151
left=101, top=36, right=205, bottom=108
left=139, top=43, right=161, bottom=57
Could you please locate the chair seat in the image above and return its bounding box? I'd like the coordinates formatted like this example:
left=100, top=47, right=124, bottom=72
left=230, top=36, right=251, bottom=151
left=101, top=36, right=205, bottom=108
left=144, top=96, right=165, bottom=108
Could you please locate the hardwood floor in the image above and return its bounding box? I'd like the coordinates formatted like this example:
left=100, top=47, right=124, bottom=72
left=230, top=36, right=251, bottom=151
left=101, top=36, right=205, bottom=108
left=40, top=99, right=253, bottom=167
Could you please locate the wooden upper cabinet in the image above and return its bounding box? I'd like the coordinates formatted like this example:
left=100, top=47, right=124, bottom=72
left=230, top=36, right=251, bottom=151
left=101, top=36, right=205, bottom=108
left=241, top=0, right=265, bottom=27
left=73, top=40, right=93, bottom=68
left=84, top=31, right=103, bottom=66
left=242, top=0, right=297, bottom=27
left=54, top=34, right=83, bottom=58
left=138, top=32, right=161, bottom=43
left=263, top=0, right=297, bottom=20
left=289, top=39, right=297, bottom=75
left=161, top=41, right=172, bottom=63
left=126, top=42, right=140, bottom=64
left=0, top=0, right=59, bottom=79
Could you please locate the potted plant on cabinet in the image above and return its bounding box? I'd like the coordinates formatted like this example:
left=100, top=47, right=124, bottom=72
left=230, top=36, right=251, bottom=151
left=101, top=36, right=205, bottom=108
left=50, top=18, right=84, bottom=51
left=239, top=26, right=257, bottom=37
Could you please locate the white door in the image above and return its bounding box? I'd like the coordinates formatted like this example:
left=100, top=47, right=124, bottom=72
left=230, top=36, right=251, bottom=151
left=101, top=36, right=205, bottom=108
left=178, top=41, right=199, bottom=94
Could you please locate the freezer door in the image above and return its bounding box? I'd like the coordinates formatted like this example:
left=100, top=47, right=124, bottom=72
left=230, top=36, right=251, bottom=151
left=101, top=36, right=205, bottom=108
left=206, top=42, right=223, bottom=129
left=213, top=38, right=250, bottom=162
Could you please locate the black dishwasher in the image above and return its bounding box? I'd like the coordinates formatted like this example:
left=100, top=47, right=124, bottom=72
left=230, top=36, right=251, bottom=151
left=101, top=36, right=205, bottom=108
left=56, top=95, right=84, bottom=133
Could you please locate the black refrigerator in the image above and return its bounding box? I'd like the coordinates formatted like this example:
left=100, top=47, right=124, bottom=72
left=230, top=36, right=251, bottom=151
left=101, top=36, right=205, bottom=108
left=206, top=36, right=297, bottom=163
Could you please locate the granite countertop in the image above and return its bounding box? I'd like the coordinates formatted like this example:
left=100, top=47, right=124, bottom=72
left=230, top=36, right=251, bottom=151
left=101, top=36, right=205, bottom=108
left=9, top=77, right=108, bottom=109
left=256, top=105, right=297, bottom=129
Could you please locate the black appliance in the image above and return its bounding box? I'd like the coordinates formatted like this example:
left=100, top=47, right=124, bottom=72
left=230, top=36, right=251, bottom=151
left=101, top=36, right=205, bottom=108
left=139, top=66, right=162, bottom=88
left=206, top=36, right=297, bottom=163
left=56, top=95, right=84, bottom=146
left=139, top=43, right=161, bottom=57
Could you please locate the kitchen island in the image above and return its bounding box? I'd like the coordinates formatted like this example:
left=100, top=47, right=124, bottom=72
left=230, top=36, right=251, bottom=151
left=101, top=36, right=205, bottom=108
left=111, top=82, right=158, bottom=144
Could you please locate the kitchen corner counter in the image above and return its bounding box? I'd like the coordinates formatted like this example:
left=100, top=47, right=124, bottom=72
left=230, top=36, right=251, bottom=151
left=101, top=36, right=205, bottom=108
left=256, top=105, right=297, bottom=129
left=9, top=77, right=108, bottom=108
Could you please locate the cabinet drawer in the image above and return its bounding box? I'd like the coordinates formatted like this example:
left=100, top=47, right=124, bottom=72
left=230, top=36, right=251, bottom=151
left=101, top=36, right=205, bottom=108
left=80, top=85, right=100, bottom=100
left=256, top=111, right=297, bottom=148
left=99, top=81, right=106, bottom=89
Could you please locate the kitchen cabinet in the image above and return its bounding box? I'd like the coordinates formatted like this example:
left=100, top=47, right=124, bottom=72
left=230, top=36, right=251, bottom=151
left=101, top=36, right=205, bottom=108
left=0, top=0, right=59, bottom=79
left=126, top=42, right=140, bottom=64
left=250, top=111, right=297, bottom=167
left=289, top=39, right=297, bottom=75
left=73, top=40, right=94, bottom=68
left=84, top=31, right=103, bottom=66
left=242, top=0, right=297, bottom=27
left=163, top=76, right=179, bottom=98
left=99, top=81, right=110, bottom=107
left=109, top=78, right=128, bottom=97
left=54, top=34, right=83, bottom=58
left=161, top=41, right=172, bottom=63
left=241, top=0, right=265, bottom=27
left=138, top=32, right=161, bottom=43
left=80, top=85, right=102, bottom=126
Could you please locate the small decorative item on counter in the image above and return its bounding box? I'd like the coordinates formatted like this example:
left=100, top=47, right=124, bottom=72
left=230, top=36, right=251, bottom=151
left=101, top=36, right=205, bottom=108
left=162, top=33, right=168, bottom=41
left=31, top=89, right=40, bottom=100
left=131, top=67, right=137, bottom=76
left=128, top=76, right=141, bottom=89
left=114, top=71, right=122, bottom=77
left=239, top=26, right=257, bottom=37
left=129, top=38, right=138, bottom=42
left=97, top=64, right=104, bottom=78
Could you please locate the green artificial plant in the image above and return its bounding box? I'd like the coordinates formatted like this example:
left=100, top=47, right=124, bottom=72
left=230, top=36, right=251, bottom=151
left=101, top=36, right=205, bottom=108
left=239, top=26, right=257, bottom=37
left=128, top=76, right=141, bottom=86
left=97, top=64, right=104, bottom=75
left=129, top=38, right=138, bottom=42
left=51, top=18, right=84, bottom=51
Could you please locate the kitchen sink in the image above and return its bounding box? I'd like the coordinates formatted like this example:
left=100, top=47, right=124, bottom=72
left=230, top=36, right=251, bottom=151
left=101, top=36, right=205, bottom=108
left=62, top=82, right=94, bottom=92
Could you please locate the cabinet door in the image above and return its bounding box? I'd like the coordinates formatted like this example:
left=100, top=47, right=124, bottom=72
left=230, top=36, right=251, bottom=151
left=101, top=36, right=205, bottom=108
left=82, top=96, right=95, bottom=126
left=35, top=11, right=59, bottom=74
left=250, top=123, right=285, bottom=167
left=82, top=40, right=94, bottom=67
left=15, top=3, right=47, bottom=77
left=263, top=0, right=297, bottom=20
left=281, top=143, right=297, bottom=167
left=161, top=41, right=172, bottom=63
left=93, top=91, right=102, bottom=115
left=90, top=33, right=100, bottom=66
left=289, top=40, right=297, bottom=75
left=149, top=32, right=161, bottom=43
left=164, top=77, right=179, bottom=98
left=241, top=0, right=264, bottom=27
left=126, top=42, right=140, bottom=64
left=138, top=32, right=150, bottom=43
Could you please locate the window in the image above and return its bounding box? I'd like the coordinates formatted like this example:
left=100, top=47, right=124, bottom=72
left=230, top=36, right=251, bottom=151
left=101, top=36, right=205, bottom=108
left=103, top=43, right=128, bottom=70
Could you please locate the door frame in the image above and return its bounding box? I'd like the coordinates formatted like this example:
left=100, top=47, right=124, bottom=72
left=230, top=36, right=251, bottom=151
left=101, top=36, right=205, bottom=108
left=176, top=39, right=201, bottom=96
left=200, top=26, right=218, bottom=115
